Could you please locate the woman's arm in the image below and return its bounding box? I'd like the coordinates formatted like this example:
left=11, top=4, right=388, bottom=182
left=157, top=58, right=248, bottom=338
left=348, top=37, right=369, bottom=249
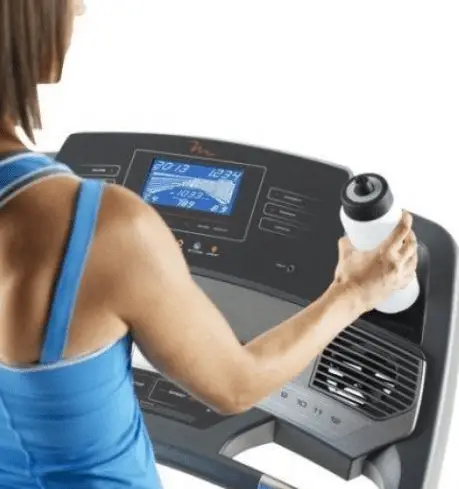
left=106, top=186, right=416, bottom=414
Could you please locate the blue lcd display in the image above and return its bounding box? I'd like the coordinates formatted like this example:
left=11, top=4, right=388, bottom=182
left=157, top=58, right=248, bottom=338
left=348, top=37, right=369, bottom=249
left=142, top=159, right=244, bottom=216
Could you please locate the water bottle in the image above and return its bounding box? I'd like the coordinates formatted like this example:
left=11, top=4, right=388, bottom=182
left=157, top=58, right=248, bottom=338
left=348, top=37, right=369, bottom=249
left=340, top=173, right=419, bottom=314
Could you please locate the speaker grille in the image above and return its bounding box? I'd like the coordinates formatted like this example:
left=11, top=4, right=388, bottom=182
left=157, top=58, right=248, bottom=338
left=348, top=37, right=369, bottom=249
left=310, top=325, right=424, bottom=420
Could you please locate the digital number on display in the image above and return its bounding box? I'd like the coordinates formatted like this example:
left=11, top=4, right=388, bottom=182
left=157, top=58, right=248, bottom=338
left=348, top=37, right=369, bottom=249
left=142, top=159, right=244, bottom=216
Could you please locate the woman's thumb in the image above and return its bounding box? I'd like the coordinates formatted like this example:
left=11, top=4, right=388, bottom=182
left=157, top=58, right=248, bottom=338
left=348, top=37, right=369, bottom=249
left=338, top=236, right=353, bottom=256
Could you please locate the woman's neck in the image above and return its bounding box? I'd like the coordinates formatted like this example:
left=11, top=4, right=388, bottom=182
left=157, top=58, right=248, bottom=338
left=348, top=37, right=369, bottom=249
left=0, top=123, right=28, bottom=155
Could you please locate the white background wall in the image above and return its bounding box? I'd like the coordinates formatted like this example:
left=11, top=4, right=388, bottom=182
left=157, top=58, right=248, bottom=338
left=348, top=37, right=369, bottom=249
left=36, top=1, right=459, bottom=488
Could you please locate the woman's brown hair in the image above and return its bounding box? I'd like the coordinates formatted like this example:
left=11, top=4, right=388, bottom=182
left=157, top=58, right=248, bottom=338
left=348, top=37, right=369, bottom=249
left=0, top=0, right=73, bottom=142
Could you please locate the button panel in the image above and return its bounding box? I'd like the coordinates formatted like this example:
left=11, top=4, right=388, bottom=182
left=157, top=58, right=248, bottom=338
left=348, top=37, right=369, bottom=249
left=80, top=165, right=120, bottom=177
left=258, top=217, right=301, bottom=238
left=195, top=224, right=211, bottom=232
left=257, top=383, right=370, bottom=440
left=173, top=220, right=232, bottom=238
left=257, top=186, right=320, bottom=239
left=175, top=235, right=223, bottom=258
left=212, top=226, right=230, bottom=235
left=149, top=379, right=190, bottom=407
left=267, top=187, right=316, bottom=209
left=263, top=203, right=310, bottom=227
left=133, top=368, right=228, bottom=429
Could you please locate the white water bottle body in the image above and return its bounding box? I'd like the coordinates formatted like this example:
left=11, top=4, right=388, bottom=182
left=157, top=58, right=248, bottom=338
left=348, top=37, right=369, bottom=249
left=339, top=204, right=420, bottom=314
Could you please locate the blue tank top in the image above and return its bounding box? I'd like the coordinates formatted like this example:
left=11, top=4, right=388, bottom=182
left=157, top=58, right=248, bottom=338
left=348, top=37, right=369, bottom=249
left=0, top=153, right=163, bottom=489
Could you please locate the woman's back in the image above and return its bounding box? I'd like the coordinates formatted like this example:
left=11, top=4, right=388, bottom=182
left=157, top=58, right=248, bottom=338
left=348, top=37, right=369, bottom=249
left=0, top=153, right=162, bottom=488
left=0, top=156, right=128, bottom=365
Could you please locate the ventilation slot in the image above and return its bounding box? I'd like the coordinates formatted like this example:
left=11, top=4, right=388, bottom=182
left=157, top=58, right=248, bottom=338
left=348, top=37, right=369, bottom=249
left=310, top=325, right=424, bottom=420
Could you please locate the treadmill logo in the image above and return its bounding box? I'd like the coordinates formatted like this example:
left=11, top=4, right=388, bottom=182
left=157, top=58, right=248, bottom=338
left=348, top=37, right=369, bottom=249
left=189, top=140, right=215, bottom=157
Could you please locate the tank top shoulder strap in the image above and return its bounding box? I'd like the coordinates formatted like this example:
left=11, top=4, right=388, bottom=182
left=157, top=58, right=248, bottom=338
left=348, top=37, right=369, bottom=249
left=40, top=179, right=105, bottom=364
left=0, top=152, right=73, bottom=208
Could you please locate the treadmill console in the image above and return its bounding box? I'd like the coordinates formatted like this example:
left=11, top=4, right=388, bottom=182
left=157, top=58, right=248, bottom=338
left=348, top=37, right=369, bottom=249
left=56, top=133, right=458, bottom=489
left=129, top=152, right=264, bottom=242
left=60, top=134, right=349, bottom=302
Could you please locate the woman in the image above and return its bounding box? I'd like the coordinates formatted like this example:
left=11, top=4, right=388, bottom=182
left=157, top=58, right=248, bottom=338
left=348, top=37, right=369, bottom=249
left=0, top=1, right=418, bottom=488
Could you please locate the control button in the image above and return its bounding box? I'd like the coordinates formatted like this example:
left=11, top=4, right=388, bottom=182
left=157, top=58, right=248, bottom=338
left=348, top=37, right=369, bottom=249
left=105, top=178, right=116, bottom=184
left=313, top=406, right=323, bottom=416
left=267, top=188, right=313, bottom=209
left=259, top=384, right=371, bottom=440
left=212, top=226, right=229, bottom=234
left=196, top=224, right=211, bottom=231
left=149, top=380, right=189, bottom=407
left=80, top=165, right=120, bottom=177
left=263, top=203, right=310, bottom=226
left=297, top=398, right=308, bottom=409
left=205, top=244, right=221, bottom=257
left=274, top=387, right=298, bottom=410
left=166, top=389, right=187, bottom=400
left=177, top=239, right=184, bottom=248
left=188, top=241, right=204, bottom=255
left=275, top=263, right=296, bottom=274
left=259, top=217, right=300, bottom=237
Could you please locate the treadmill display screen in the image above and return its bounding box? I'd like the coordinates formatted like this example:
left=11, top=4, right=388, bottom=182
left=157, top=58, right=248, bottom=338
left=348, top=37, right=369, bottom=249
left=142, top=159, right=244, bottom=216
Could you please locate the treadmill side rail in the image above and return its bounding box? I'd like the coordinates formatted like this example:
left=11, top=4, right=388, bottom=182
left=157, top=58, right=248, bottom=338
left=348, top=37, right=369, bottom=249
left=258, top=474, right=298, bottom=489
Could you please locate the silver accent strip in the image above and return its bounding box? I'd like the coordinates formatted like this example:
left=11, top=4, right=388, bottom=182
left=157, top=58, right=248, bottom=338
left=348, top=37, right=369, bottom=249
left=258, top=474, right=298, bottom=489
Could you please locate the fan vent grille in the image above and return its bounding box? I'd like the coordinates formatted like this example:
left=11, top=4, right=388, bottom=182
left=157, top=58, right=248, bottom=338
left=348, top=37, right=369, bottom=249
left=310, top=325, right=423, bottom=420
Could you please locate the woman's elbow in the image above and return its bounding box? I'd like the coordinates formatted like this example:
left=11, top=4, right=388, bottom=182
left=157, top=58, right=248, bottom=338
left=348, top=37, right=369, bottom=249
left=212, top=381, right=258, bottom=415
left=213, top=398, right=253, bottom=416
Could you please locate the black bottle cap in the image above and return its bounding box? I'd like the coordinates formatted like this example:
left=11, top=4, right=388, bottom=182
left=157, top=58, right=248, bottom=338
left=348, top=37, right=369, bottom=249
left=341, top=173, right=393, bottom=221
left=354, top=175, right=375, bottom=196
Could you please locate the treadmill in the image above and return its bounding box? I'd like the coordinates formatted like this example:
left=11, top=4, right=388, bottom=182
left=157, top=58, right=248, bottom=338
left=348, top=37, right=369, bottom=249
left=53, top=132, right=459, bottom=489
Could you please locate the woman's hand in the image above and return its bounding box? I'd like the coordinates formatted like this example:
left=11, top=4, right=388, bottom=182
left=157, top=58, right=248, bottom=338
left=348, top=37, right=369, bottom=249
left=334, top=211, right=418, bottom=313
